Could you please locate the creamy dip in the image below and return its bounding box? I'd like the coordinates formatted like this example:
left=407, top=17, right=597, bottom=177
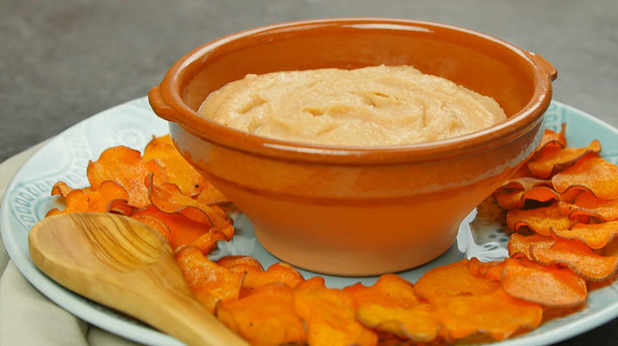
left=198, top=65, right=506, bottom=146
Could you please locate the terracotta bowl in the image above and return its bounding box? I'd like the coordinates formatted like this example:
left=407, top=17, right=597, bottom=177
left=149, top=18, right=557, bottom=276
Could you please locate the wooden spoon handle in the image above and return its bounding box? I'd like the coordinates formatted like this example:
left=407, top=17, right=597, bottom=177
left=138, top=286, right=249, bottom=346
left=29, top=213, right=249, bottom=346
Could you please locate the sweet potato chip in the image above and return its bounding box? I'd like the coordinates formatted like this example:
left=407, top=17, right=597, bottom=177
left=559, top=192, right=618, bottom=222
left=133, top=206, right=223, bottom=252
left=536, top=124, right=567, bottom=154
left=131, top=213, right=172, bottom=242
left=551, top=222, right=618, bottom=249
left=587, top=276, right=618, bottom=292
left=552, top=153, right=618, bottom=200
left=542, top=305, right=586, bottom=323
left=107, top=200, right=134, bottom=216
left=528, top=140, right=601, bottom=179
left=174, top=246, right=244, bottom=313
left=558, top=188, right=584, bottom=204
left=431, top=288, right=543, bottom=341
left=294, top=279, right=377, bottom=346
left=196, top=180, right=230, bottom=206
left=345, top=275, right=439, bottom=342
left=46, top=180, right=129, bottom=217
left=345, top=274, right=419, bottom=308
left=530, top=239, right=618, bottom=281
left=414, top=259, right=500, bottom=301
left=508, top=233, right=557, bottom=260
left=215, top=283, right=307, bottom=346
left=495, top=186, right=559, bottom=210
left=374, top=332, right=416, bottom=346
left=191, top=229, right=229, bottom=254
left=468, top=258, right=506, bottom=282
left=143, top=142, right=206, bottom=197
left=468, top=257, right=497, bottom=277
left=295, top=276, right=327, bottom=293
left=87, top=146, right=165, bottom=208
left=357, top=303, right=440, bottom=342
left=242, top=262, right=305, bottom=295
left=50, top=181, right=93, bottom=199
left=507, top=203, right=578, bottom=236
left=601, top=234, right=618, bottom=258
left=217, top=256, right=265, bottom=273
left=146, top=134, right=174, bottom=147
left=145, top=174, right=231, bottom=232
left=499, top=177, right=552, bottom=192
left=494, top=191, right=526, bottom=210
left=522, top=188, right=571, bottom=205
left=501, top=258, right=587, bottom=307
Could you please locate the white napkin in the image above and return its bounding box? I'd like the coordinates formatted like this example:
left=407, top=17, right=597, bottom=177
left=0, top=142, right=143, bottom=346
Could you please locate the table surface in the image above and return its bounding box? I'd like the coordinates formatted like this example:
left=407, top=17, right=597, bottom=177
left=1, top=0, right=617, bottom=345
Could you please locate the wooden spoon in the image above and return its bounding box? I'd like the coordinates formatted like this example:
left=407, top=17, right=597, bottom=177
left=28, top=212, right=248, bottom=346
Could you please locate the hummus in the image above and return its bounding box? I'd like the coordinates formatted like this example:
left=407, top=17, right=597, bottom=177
left=198, top=65, right=506, bottom=146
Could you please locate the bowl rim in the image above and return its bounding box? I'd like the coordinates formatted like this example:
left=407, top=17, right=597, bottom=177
left=151, top=17, right=554, bottom=165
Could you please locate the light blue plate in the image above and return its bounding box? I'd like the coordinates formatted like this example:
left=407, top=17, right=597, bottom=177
left=2, top=98, right=617, bottom=346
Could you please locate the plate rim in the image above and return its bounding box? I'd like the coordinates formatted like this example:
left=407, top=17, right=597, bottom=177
left=2, top=97, right=618, bottom=346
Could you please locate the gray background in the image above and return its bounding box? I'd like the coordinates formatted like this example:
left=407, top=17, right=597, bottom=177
left=1, top=0, right=617, bottom=345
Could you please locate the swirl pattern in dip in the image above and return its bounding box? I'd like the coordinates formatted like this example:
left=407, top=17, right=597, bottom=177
left=198, top=65, right=506, bottom=146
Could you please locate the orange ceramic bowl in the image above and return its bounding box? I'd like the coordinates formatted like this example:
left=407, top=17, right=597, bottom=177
left=149, top=18, right=556, bottom=276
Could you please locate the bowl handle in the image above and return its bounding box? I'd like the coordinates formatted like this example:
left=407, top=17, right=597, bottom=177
left=528, top=52, right=558, bottom=81
left=148, top=85, right=179, bottom=122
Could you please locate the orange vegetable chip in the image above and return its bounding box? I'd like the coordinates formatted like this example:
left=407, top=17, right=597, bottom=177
left=107, top=200, right=134, bottom=216
left=190, top=229, right=229, bottom=255
left=196, top=180, right=231, bottom=206
left=345, top=274, right=419, bottom=308
left=507, top=203, right=578, bottom=236
left=551, top=222, right=618, bottom=249
left=357, top=303, right=439, bottom=342
left=468, top=257, right=496, bottom=277
left=242, top=262, right=305, bottom=295
left=146, top=134, right=174, bottom=147
left=414, top=259, right=500, bottom=301
left=494, top=176, right=581, bottom=210
left=495, top=186, right=560, bottom=210
left=501, top=258, right=587, bottom=307
left=558, top=188, right=584, bottom=204
left=542, top=305, right=586, bottom=324
left=217, top=256, right=265, bottom=273
left=295, top=276, right=327, bottom=293
left=131, top=213, right=172, bottom=242
left=468, top=258, right=506, bottom=282
left=530, top=239, right=618, bottom=281
left=50, top=181, right=93, bottom=199
left=294, top=279, right=377, bottom=346
left=345, top=275, right=439, bottom=342
left=87, top=146, right=165, bottom=208
left=559, top=192, right=618, bottom=222
left=143, top=142, right=206, bottom=197
left=431, top=288, right=543, bottom=341
left=536, top=124, right=567, bottom=154
left=499, top=177, right=552, bottom=192
left=601, top=234, right=618, bottom=257
left=508, top=233, right=556, bottom=260
left=133, top=206, right=224, bottom=252
left=46, top=180, right=129, bottom=217
left=174, top=246, right=244, bottom=313
left=587, top=276, right=618, bottom=292
left=552, top=153, right=618, bottom=200
left=215, top=283, right=307, bottom=346
left=528, top=140, right=601, bottom=179
left=145, top=174, right=232, bottom=232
